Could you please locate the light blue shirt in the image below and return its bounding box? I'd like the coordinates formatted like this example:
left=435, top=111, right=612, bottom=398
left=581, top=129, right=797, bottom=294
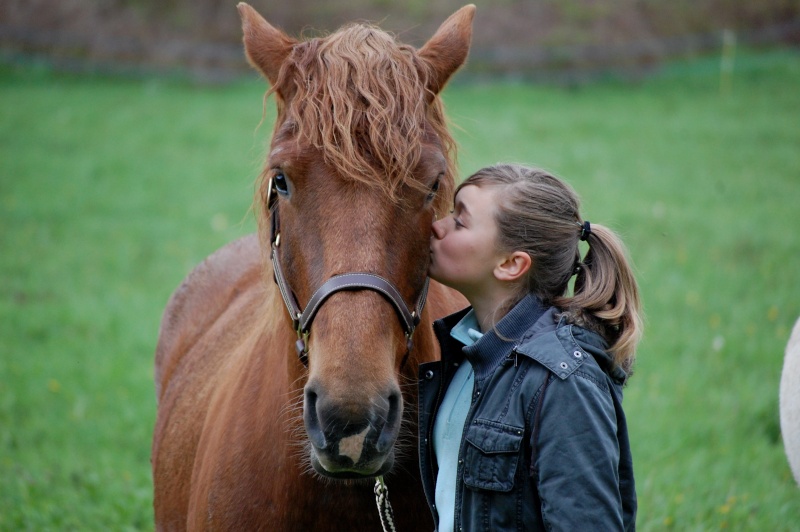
left=433, top=309, right=482, bottom=532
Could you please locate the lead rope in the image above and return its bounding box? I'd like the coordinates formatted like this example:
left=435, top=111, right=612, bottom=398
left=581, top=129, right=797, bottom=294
left=374, top=476, right=397, bottom=532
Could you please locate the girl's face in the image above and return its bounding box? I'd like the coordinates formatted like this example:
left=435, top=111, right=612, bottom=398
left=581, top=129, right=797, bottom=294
left=429, top=184, right=506, bottom=299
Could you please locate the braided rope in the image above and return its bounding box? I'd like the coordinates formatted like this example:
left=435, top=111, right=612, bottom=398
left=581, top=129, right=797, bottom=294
left=374, top=476, right=397, bottom=532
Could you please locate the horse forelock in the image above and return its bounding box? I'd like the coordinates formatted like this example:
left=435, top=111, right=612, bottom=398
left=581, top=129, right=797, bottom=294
left=265, top=23, right=456, bottom=214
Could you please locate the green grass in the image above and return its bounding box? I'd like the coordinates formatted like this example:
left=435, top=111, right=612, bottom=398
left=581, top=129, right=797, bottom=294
left=2, top=48, right=799, bottom=529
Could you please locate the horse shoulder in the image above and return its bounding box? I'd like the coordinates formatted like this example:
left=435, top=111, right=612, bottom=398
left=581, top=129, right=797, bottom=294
left=152, top=234, right=281, bottom=527
left=185, top=327, right=299, bottom=529
left=780, top=316, right=800, bottom=485
left=154, top=233, right=263, bottom=402
left=425, top=279, right=468, bottom=321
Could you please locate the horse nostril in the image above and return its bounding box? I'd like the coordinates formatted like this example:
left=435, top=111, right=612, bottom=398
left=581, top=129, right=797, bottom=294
left=303, top=388, right=327, bottom=449
left=375, top=391, right=402, bottom=454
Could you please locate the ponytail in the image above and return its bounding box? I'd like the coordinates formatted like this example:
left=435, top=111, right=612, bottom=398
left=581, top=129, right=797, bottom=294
left=554, top=223, right=642, bottom=373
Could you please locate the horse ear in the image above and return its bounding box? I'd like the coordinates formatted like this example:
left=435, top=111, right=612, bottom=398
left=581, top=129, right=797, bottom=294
left=418, top=4, right=476, bottom=98
left=238, top=2, right=297, bottom=86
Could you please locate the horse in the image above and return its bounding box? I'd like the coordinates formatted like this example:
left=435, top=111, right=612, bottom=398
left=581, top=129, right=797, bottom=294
left=151, top=3, right=474, bottom=529
left=781, top=316, right=800, bottom=485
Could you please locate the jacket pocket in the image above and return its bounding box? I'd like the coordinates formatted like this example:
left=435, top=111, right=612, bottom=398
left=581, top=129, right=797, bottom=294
left=462, top=421, right=524, bottom=492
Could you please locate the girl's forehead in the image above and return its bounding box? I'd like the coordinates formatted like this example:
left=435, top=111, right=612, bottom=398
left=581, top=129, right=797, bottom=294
left=456, top=183, right=499, bottom=203
left=454, top=183, right=482, bottom=202
left=454, top=184, right=502, bottom=220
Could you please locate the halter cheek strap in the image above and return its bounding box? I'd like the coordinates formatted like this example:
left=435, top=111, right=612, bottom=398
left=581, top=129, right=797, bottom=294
left=267, top=177, right=429, bottom=366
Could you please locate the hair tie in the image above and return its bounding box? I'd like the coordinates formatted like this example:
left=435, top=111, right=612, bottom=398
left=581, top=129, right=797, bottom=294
left=579, top=220, right=591, bottom=241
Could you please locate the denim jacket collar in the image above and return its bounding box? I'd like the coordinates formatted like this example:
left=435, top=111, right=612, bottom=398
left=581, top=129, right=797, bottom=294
left=515, top=312, right=629, bottom=385
left=460, top=294, right=547, bottom=380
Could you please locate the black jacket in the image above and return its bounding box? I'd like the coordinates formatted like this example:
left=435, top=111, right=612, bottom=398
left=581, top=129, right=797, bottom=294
left=418, top=295, right=636, bottom=531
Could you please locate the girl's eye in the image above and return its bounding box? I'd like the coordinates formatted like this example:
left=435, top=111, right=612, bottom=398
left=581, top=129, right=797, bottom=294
left=454, top=217, right=464, bottom=229
left=274, top=171, right=289, bottom=196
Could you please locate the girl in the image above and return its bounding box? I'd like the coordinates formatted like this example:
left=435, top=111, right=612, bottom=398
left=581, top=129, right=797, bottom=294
left=419, top=164, right=642, bottom=531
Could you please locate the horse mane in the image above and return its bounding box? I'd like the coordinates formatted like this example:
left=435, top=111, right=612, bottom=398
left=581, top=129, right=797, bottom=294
left=264, top=23, right=457, bottom=215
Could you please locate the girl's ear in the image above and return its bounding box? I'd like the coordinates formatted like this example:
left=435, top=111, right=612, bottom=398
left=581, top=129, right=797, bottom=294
left=494, top=251, right=531, bottom=282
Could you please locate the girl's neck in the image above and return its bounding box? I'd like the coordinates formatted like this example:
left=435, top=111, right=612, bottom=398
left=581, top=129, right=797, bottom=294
left=467, top=286, right=519, bottom=332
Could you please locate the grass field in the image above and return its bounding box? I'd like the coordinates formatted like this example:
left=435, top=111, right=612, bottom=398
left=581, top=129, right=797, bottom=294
left=1, top=48, right=799, bottom=529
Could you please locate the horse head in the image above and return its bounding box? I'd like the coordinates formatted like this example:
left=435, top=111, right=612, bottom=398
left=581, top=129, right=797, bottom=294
left=238, top=3, right=474, bottom=479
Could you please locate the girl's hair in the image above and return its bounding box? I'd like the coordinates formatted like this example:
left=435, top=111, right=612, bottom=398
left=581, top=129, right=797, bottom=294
left=458, top=164, right=642, bottom=373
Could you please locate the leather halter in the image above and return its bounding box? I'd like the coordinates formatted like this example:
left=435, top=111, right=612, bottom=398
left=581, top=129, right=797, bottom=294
left=267, top=178, right=430, bottom=366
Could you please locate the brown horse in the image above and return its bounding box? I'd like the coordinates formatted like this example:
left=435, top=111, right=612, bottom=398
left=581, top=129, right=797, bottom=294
left=152, top=3, right=473, bottom=529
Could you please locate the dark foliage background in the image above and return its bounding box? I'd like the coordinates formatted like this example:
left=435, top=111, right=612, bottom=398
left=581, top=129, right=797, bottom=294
left=2, top=0, right=799, bottom=81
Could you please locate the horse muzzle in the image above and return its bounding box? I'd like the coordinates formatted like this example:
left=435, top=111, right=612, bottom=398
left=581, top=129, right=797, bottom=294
left=303, top=382, right=402, bottom=478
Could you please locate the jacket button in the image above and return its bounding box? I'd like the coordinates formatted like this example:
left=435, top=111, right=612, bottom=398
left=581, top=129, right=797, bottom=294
left=425, top=370, right=434, bottom=380
left=560, top=362, right=568, bottom=370
left=573, top=350, right=582, bottom=358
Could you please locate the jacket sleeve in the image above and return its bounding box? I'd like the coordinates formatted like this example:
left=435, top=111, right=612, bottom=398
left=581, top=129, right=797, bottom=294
left=531, top=371, right=625, bottom=530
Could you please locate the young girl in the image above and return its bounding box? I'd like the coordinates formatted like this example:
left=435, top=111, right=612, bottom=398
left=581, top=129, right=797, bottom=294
left=418, top=164, right=642, bottom=531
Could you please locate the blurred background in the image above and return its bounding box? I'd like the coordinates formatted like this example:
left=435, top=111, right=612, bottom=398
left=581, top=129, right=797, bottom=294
left=2, top=0, right=799, bottom=81
left=1, top=0, right=799, bottom=529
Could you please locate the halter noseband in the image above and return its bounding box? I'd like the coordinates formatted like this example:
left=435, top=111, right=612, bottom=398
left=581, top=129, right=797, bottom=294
left=267, top=178, right=429, bottom=366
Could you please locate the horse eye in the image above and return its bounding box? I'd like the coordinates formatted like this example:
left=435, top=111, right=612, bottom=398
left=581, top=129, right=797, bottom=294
left=274, top=172, right=290, bottom=196
left=426, top=178, right=441, bottom=202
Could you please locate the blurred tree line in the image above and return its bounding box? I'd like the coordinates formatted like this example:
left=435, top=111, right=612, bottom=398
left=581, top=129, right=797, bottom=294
left=2, top=0, right=799, bottom=80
